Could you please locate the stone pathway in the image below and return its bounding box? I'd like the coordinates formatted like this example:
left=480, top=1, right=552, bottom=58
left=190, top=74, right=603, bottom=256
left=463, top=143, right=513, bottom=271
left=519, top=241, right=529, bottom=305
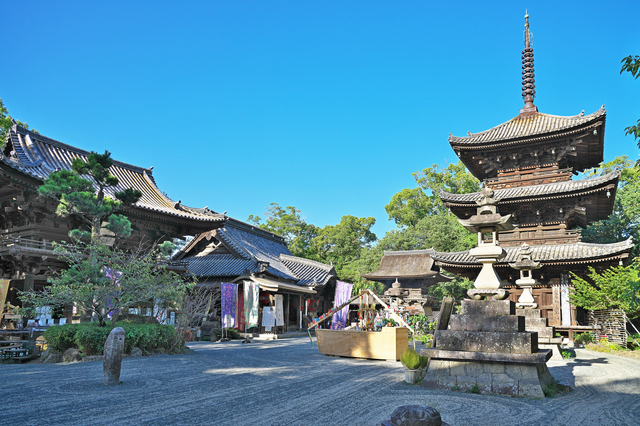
left=1, top=337, right=639, bottom=425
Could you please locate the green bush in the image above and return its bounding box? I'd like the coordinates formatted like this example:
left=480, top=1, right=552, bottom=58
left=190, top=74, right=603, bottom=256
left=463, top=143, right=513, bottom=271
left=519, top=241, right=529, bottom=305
left=43, top=324, right=78, bottom=353
left=42, top=322, right=179, bottom=355
left=574, top=332, right=594, bottom=345
left=586, top=341, right=624, bottom=353
left=400, top=348, right=421, bottom=370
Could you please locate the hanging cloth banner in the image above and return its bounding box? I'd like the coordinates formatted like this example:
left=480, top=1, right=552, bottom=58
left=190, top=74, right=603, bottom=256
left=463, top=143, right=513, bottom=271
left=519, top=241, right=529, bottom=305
left=221, top=283, right=238, bottom=329
left=262, top=307, right=275, bottom=331
left=275, top=294, right=285, bottom=326
left=331, top=281, right=353, bottom=330
left=237, top=290, right=245, bottom=331
left=244, top=281, right=259, bottom=329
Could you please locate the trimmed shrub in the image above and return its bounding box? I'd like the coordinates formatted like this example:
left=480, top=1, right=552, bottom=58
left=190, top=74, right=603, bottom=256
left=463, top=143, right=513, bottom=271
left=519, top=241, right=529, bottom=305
left=42, top=322, right=179, bottom=356
left=43, top=324, right=78, bottom=353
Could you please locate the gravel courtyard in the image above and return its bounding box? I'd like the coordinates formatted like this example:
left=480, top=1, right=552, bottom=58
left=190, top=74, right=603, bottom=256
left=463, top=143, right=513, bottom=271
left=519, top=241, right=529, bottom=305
left=1, top=337, right=639, bottom=426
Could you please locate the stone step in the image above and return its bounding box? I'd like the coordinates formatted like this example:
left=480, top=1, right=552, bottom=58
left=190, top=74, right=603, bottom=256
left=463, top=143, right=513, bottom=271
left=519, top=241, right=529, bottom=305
left=525, top=327, right=553, bottom=338
left=516, top=309, right=541, bottom=318
left=461, top=300, right=515, bottom=316
left=524, top=318, right=548, bottom=328
left=435, top=330, right=538, bottom=354
left=449, top=314, right=524, bottom=332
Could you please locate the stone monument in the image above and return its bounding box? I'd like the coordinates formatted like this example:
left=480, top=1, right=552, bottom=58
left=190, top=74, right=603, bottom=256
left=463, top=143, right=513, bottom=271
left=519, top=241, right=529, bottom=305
left=421, top=190, right=555, bottom=397
left=103, top=327, right=125, bottom=385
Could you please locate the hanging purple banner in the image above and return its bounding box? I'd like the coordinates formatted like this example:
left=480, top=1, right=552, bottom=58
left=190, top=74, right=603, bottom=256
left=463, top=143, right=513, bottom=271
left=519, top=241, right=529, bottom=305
left=221, top=283, right=238, bottom=329
left=331, top=280, right=353, bottom=330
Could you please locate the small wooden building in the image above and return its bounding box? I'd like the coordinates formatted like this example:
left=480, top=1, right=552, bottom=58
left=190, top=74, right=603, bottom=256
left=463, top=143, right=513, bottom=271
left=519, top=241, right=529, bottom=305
left=173, top=219, right=338, bottom=332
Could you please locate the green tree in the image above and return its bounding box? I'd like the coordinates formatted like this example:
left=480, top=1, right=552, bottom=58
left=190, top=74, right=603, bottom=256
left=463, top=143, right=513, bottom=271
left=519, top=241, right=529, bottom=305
left=20, top=240, right=193, bottom=326
left=620, top=55, right=640, bottom=149
left=582, top=156, right=640, bottom=256
left=570, top=262, right=640, bottom=319
left=378, top=215, right=476, bottom=253
left=248, top=203, right=318, bottom=257
left=38, top=151, right=142, bottom=241
left=311, top=215, right=377, bottom=282
left=428, top=276, right=474, bottom=302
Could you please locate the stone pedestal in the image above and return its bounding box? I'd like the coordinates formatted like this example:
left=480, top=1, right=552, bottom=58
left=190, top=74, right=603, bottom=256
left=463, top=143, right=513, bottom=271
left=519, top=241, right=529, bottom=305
left=421, top=300, right=554, bottom=398
left=517, top=308, right=563, bottom=360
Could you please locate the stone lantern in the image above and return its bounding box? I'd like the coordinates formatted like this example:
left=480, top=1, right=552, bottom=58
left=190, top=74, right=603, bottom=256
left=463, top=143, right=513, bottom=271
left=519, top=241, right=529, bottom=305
left=457, top=188, right=514, bottom=300
left=509, top=242, right=541, bottom=309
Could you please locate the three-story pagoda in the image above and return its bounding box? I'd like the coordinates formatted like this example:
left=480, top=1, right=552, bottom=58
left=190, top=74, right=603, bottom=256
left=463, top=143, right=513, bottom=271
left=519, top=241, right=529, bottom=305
left=433, top=15, right=633, bottom=334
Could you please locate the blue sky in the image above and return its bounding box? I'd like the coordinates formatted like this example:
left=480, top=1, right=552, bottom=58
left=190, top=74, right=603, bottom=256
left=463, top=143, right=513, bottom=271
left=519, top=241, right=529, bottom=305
left=3, top=1, right=639, bottom=238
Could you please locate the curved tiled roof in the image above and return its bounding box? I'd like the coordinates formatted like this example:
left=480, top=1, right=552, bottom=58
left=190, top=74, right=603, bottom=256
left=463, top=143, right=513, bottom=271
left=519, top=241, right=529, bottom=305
left=184, top=254, right=256, bottom=277
left=433, top=238, right=634, bottom=266
left=449, top=106, right=606, bottom=146
left=280, top=254, right=336, bottom=286
left=440, top=170, right=620, bottom=204
left=181, top=220, right=337, bottom=286
left=362, top=249, right=439, bottom=279
left=2, top=125, right=224, bottom=223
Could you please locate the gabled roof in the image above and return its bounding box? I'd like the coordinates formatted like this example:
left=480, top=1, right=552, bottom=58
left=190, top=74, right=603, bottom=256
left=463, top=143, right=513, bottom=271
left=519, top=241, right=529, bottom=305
left=433, top=238, right=634, bottom=267
left=2, top=125, right=225, bottom=225
left=449, top=106, right=606, bottom=147
left=440, top=170, right=620, bottom=205
left=362, top=249, right=440, bottom=280
left=177, top=219, right=336, bottom=286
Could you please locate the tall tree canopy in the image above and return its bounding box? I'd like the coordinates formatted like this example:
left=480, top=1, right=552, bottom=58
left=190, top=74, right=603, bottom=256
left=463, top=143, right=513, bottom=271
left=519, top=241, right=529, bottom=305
left=248, top=203, right=318, bottom=258
left=620, top=55, right=640, bottom=150
left=581, top=156, right=640, bottom=257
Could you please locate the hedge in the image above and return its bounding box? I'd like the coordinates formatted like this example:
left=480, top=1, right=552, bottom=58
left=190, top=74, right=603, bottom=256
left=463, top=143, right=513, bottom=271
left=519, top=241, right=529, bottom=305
left=43, top=322, right=180, bottom=355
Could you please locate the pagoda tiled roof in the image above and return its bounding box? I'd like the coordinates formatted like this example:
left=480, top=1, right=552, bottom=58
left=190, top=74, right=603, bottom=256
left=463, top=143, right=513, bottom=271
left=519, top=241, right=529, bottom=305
left=2, top=125, right=224, bottom=224
left=440, top=170, right=620, bottom=205
left=449, top=106, right=606, bottom=147
left=432, top=238, right=634, bottom=267
left=179, top=219, right=336, bottom=286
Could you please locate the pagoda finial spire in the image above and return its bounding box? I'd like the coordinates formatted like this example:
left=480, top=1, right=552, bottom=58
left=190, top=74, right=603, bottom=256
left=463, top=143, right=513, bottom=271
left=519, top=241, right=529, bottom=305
left=520, top=11, right=538, bottom=114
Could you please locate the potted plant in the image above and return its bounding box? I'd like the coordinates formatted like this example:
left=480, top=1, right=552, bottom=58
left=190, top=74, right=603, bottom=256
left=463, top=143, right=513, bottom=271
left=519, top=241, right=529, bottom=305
left=418, top=355, right=429, bottom=380
left=401, top=348, right=422, bottom=384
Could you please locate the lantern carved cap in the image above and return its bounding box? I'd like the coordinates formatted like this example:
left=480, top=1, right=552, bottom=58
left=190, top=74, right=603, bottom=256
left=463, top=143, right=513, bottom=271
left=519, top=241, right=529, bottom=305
left=509, top=242, right=541, bottom=270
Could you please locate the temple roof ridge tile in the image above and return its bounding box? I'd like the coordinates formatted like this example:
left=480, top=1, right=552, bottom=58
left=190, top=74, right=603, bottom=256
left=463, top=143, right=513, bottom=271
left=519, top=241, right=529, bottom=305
left=448, top=105, right=606, bottom=146
left=2, top=125, right=224, bottom=223
left=440, top=169, right=620, bottom=204
left=433, top=238, right=633, bottom=265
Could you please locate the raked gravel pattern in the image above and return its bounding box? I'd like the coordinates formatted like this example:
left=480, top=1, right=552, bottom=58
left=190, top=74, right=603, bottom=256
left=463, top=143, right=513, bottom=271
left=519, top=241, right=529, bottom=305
left=1, top=337, right=639, bottom=425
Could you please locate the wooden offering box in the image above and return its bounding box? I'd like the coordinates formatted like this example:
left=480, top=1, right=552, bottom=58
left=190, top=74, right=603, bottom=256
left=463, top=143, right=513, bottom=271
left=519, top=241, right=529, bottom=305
left=315, top=327, right=409, bottom=361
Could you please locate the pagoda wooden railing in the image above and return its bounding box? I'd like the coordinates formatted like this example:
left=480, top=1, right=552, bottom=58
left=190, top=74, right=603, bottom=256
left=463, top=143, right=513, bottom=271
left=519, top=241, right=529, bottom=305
left=0, top=236, right=56, bottom=252
left=483, top=227, right=581, bottom=246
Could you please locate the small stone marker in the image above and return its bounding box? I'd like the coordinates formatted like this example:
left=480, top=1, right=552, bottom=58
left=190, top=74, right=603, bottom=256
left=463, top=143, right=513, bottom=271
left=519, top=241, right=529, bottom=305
left=103, top=327, right=125, bottom=385
left=381, top=405, right=448, bottom=426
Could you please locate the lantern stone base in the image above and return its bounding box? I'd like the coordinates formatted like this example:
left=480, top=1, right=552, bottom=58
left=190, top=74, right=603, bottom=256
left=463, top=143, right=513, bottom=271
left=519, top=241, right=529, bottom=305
left=421, top=358, right=555, bottom=398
